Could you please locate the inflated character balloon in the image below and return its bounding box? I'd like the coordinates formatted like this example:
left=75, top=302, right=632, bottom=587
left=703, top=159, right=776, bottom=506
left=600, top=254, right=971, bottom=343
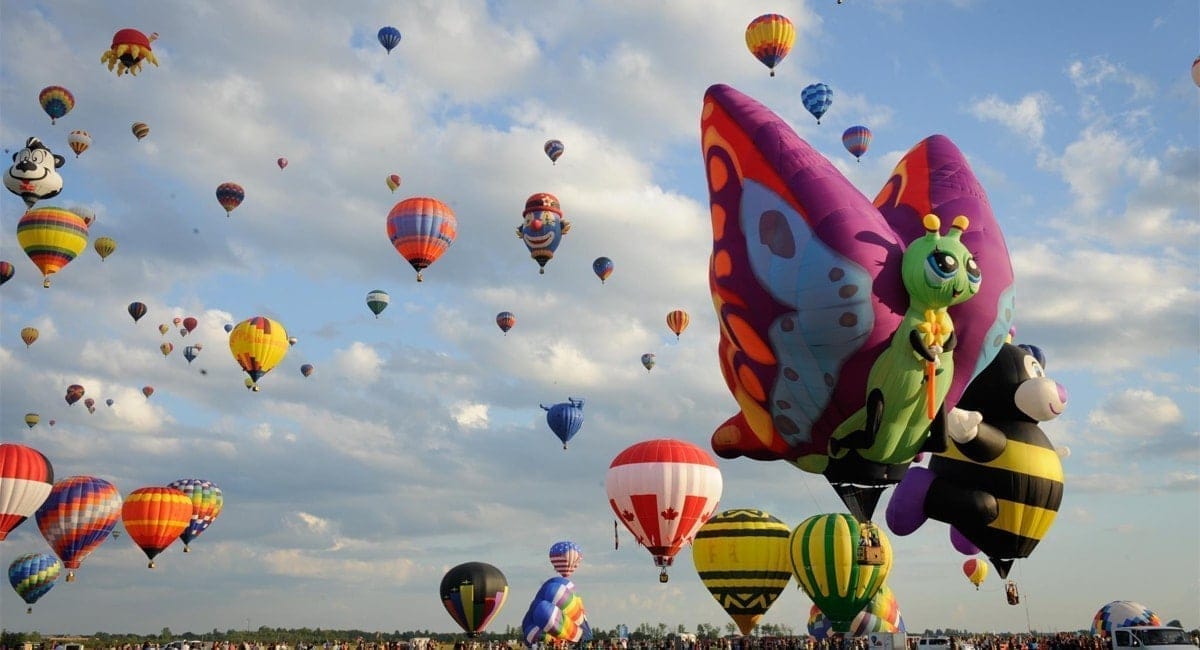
left=544, top=139, right=564, bottom=164
left=745, top=14, right=795, bottom=77
left=216, top=182, right=245, bottom=215
left=606, top=439, right=723, bottom=582
left=101, top=29, right=159, bottom=76
left=8, top=552, right=61, bottom=613
left=67, top=130, right=91, bottom=157
left=842, top=126, right=872, bottom=162
left=378, top=26, right=402, bottom=53
left=692, top=509, right=791, bottom=635
left=366, top=289, right=390, bottom=318
left=962, top=557, right=987, bottom=590
left=801, top=83, right=833, bottom=124
left=121, top=486, right=192, bottom=568
left=0, top=261, right=13, bottom=285
left=789, top=513, right=891, bottom=633
left=702, top=84, right=1014, bottom=521
left=65, top=384, right=84, bottom=405
left=440, top=561, right=509, bottom=637
left=517, top=192, right=570, bottom=274
left=521, top=577, right=591, bottom=646
left=592, top=256, right=613, bottom=284
left=18, top=206, right=89, bottom=288
left=1092, top=601, right=1161, bottom=637
left=229, top=316, right=289, bottom=390
left=94, top=236, right=116, bottom=260
left=0, top=443, right=54, bottom=540
left=666, top=309, right=689, bottom=339
left=25, top=413, right=40, bottom=428
left=541, top=397, right=585, bottom=449
left=35, top=476, right=122, bottom=581
left=641, top=353, right=656, bottom=372
left=496, top=311, right=516, bottom=335
left=549, top=540, right=583, bottom=578
left=6, top=137, right=66, bottom=208
left=300, top=363, right=314, bottom=377
left=276, top=157, right=288, bottom=170
left=38, top=86, right=74, bottom=124
left=387, top=196, right=457, bottom=281
left=386, top=173, right=402, bottom=192
left=808, top=584, right=905, bottom=638
left=886, top=343, right=1066, bottom=581
left=131, top=122, right=150, bottom=141
left=20, top=327, right=38, bottom=347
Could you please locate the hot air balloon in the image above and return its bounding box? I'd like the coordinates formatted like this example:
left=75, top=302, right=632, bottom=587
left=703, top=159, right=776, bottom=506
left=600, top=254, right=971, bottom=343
left=962, top=558, right=987, bottom=590
left=69, top=205, right=95, bottom=226
left=440, top=561, right=509, bottom=637
left=517, top=192, right=570, bottom=274
left=101, top=29, right=159, bottom=76
left=106, top=399, right=114, bottom=407
left=801, top=83, right=833, bottom=124
left=182, top=316, right=198, bottom=333
left=216, top=182, right=245, bottom=215
left=223, top=323, right=233, bottom=333
left=0, top=443, right=54, bottom=540
left=549, top=541, right=583, bottom=579
left=84, top=398, right=96, bottom=413
left=386, top=174, right=402, bottom=192
left=160, top=342, right=174, bottom=356
left=1093, top=601, right=1162, bottom=637
left=121, top=486, right=192, bottom=568
left=842, top=126, right=872, bottom=161
left=692, top=509, right=792, bottom=635
left=496, top=311, right=516, bottom=335
left=142, top=385, right=154, bottom=398
left=20, top=327, right=38, bottom=347
left=166, top=479, right=224, bottom=552
left=641, top=353, right=656, bottom=372
left=17, top=206, right=89, bottom=288
left=541, top=398, right=585, bottom=449
left=24, top=413, right=40, bottom=428
left=386, top=196, right=457, bottom=281
left=277, top=157, right=288, bottom=170
left=174, top=317, right=184, bottom=327
left=378, top=26, right=402, bottom=53
left=157, top=323, right=169, bottom=335
left=5, top=138, right=65, bottom=209
left=93, top=236, right=117, bottom=260
left=288, top=336, right=298, bottom=346
left=0, top=261, right=12, bottom=285
left=300, top=363, right=314, bottom=377
left=35, top=476, right=122, bottom=581
left=606, top=439, right=723, bottom=582
left=1192, top=56, right=1200, bottom=88
left=229, top=316, right=289, bottom=390
left=789, top=514, right=891, bottom=632
left=522, top=577, right=591, bottom=646
left=65, top=385, right=84, bottom=405
left=131, top=121, right=150, bottom=140
left=48, top=420, right=55, bottom=426
left=544, top=139, right=564, bottom=164
left=745, top=14, right=795, bottom=77
left=8, top=552, right=61, bottom=613
left=67, top=130, right=91, bottom=157
left=592, top=257, right=613, bottom=284
left=808, top=584, right=906, bottom=638
left=183, top=345, right=200, bottom=363
left=666, top=309, right=689, bottom=339
left=38, top=86, right=74, bottom=124
left=127, top=302, right=147, bottom=322
left=366, top=289, right=390, bottom=318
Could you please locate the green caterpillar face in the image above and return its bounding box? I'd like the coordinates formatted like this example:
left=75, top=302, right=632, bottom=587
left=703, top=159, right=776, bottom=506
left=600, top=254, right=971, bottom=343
left=901, top=216, right=981, bottom=308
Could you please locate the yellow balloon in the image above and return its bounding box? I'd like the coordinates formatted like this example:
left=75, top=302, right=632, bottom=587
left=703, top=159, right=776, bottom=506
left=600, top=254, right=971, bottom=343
left=789, top=514, right=892, bottom=633
left=94, top=236, right=117, bottom=260
left=692, top=509, right=792, bottom=635
left=229, top=316, right=289, bottom=386
left=20, top=327, right=39, bottom=347
left=17, top=206, right=90, bottom=288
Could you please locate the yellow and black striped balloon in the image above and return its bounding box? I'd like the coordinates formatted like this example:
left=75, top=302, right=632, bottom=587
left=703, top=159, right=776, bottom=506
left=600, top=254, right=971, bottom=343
left=789, top=513, right=891, bottom=632
left=692, top=509, right=791, bottom=635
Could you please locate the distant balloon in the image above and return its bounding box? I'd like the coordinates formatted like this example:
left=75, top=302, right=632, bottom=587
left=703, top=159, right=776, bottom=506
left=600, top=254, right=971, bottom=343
left=517, top=192, right=570, bottom=274
left=183, top=317, right=198, bottom=333
left=288, top=336, right=298, bottom=346
left=159, top=323, right=170, bottom=335
left=745, top=14, right=795, bottom=77
left=65, top=384, right=84, bottom=405
left=142, top=385, right=154, bottom=398
left=801, top=83, right=833, bottom=124
left=131, top=121, right=150, bottom=140
left=386, top=174, right=402, bottom=192
left=0, top=443, right=55, bottom=541
left=93, top=236, right=117, bottom=260
left=184, top=345, right=200, bottom=363
left=8, top=552, right=61, bottom=613
left=0, top=261, right=12, bottom=285
left=17, top=206, right=90, bottom=288
left=366, top=289, right=390, bottom=317
left=224, top=323, right=233, bottom=333
left=166, top=479, right=224, bottom=552
left=48, top=420, right=55, bottom=426
left=25, top=413, right=40, bottom=428
left=67, top=130, right=92, bottom=157
left=1193, top=55, right=1200, bottom=88
left=20, top=327, right=38, bottom=347
left=101, top=29, right=159, bottom=76
left=541, top=397, right=585, bottom=449
left=592, top=257, right=613, bottom=284
left=121, top=486, right=192, bottom=569
left=963, top=558, right=988, bottom=590
left=160, top=342, right=174, bottom=356
left=378, top=26, right=402, bottom=53
left=69, top=205, right=96, bottom=226
left=549, top=541, right=583, bottom=579
left=440, top=562, right=509, bottom=637
left=84, top=398, right=95, bottom=411
left=216, top=182, right=245, bottom=215
left=666, top=309, right=689, bottom=339
left=300, top=363, right=314, bottom=377
left=38, top=86, right=74, bottom=124
left=842, top=125, right=873, bottom=161
left=276, top=157, right=288, bottom=170
left=229, top=316, right=290, bottom=389
left=173, top=317, right=183, bottom=326
left=496, top=311, right=516, bottom=335
left=544, top=139, right=564, bottom=164
left=386, top=196, right=457, bottom=282
left=641, top=353, right=656, bottom=372
left=105, top=399, right=114, bottom=407
left=35, top=476, right=122, bottom=581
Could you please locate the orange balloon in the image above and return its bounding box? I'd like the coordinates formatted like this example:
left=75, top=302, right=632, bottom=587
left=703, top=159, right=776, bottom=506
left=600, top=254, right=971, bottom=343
left=121, top=487, right=192, bottom=568
left=385, top=197, right=457, bottom=282
left=666, top=309, right=690, bottom=339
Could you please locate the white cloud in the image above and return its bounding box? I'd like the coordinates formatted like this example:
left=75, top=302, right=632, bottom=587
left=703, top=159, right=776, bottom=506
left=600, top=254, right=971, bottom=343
left=969, top=92, right=1056, bottom=144
left=1089, top=389, right=1184, bottom=437
left=451, top=401, right=489, bottom=429
left=330, top=341, right=383, bottom=383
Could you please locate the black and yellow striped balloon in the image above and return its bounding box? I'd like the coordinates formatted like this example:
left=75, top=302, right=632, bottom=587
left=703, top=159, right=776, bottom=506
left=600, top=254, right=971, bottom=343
left=789, top=513, right=891, bottom=632
left=693, top=509, right=792, bottom=635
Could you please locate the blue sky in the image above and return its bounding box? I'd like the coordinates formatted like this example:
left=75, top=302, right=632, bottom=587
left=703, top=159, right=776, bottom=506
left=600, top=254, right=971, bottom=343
left=1, top=0, right=1197, bottom=638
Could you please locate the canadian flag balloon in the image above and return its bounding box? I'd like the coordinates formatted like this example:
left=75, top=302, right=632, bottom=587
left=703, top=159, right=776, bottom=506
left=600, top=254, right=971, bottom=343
left=606, top=439, right=723, bottom=582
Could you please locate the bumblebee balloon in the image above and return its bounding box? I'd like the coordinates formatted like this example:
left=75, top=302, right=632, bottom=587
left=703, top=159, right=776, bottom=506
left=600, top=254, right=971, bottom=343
left=101, top=29, right=159, bottom=76
left=517, top=192, right=570, bottom=274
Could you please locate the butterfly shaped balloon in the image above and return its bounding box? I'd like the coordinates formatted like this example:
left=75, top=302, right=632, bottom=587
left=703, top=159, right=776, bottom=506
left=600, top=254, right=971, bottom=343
left=702, top=84, right=1014, bottom=520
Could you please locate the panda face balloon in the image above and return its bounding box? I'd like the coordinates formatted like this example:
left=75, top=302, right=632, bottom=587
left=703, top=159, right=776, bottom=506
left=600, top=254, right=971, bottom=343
left=5, top=137, right=65, bottom=208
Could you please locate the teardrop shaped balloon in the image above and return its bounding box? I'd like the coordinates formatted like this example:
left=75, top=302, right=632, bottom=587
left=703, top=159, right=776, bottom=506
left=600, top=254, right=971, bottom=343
left=0, top=261, right=13, bottom=285
left=67, top=130, right=92, bottom=157
left=121, top=486, right=192, bottom=569
left=496, top=311, right=516, bottom=334
left=173, top=317, right=182, bottom=326
left=692, top=509, right=792, bottom=635
left=366, top=289, right=390, bottom=317
left=160, top=341, right=174, bottom=356
left=842, top=126, right=873, bottom=161
left=541, top=398, right=585, bottom=449
left=142, top=385, right=154, bottom=398
left=592, top=257, right=613, bottom=284
left=24, top=413, right=40, bottom=428
left=378, top=26, right=402, bottom=53
left=38, top=86, right=74, bottom=124
left=544, top=139, right=564, bottom=164
left=183, top=316, right=198, bottom=333
left=35, top=476, right=122, bottom=581
left=386, top=174, right=402, bottom=192
left=183, top=345, right=199, bottom=363
left=159, top=323, right=170, bottom=335
left=216, top=182, right=245, bottom=215
left=131, top=121, right=150, bottom=140
left=440, top=562, right=509, bottom=637
left=20, top=327, right=38, bottom=347
left=277, top=157, right=288, bottom=170
left=65, top=384, right=84, bottom=405
left=745, top=14, right=795, bottom=77
left=8, top=552, right=61, bottom=613
left=666, top=309, right=689, bottom=339
left=962, top=558, right=988, bottom=590
left=641, top=353, right=656, bottom=372
left=789, top=514, right=891, bottom=632
left=801, top=83, right=833, bottom=124
left=84, top=398, right=95, bottom=410
left=228, top=316, right=290, bottom=387
left=93, top=236, right=117, bottom=260
left=549, top=541, right=583, bottom=579
left=166, top=479, right=224, bottom=551
left=300, top=363, right=314, bottom=377
left=17, top=206, right=89, bottom=288
left=0, top=443, right=54, bottom=541
left=386, top=196, right=457, bottom=282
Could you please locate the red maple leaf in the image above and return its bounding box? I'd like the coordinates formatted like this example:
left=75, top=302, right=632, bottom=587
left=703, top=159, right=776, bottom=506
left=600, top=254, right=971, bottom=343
left=622, top=510, right=635, bottom=521
left=661, top=507, right=678, bottom=520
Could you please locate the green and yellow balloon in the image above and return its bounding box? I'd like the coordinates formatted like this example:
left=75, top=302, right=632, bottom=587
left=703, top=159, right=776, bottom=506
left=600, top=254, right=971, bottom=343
left=789, top=513, right=891, bottom=632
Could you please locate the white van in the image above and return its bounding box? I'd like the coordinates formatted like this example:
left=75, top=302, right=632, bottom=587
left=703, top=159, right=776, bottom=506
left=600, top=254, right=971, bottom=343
left=917, top=638, right=951, bottom=650
left=1110, top=626, right=1193, bottom=650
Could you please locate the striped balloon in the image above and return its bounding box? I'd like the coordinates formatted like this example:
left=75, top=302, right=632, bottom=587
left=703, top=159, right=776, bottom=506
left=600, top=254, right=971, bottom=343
left=0, top=443, right=55, bottom=540
left=35, top=476, right=122, bottom=581
left=496, top=311, right=516, bottom=334
left=440, top=561, right=509, bottom=637
left=801, top=83, right=834, bottom=124
left=229, top=316, right=289, bottom=387
left=215, top=182, right=245, bottom=215
left=1092, top=601, right=1161, bottom=637
left=789, top=513, right=891, bottom=632
left=666, top=309, right=690, bottom=339
left=166, top=479, right=224, bottom=551
left=808, top=584, right=905, bottom=639
left=549, top=540, right=583, bottom=578
left=8, top=552, right=61, bottom=613
left=16, top=206, right=89, bottom=288
left=842, top=126, right=873, bottom=161
left=386, top=196, right=457, bottom=282
left=745, top=14, right=795, bottom=77
left=38, top=86, right=74, bottom=124
left=692, top=509, right=791, bottom=635
left=122, top=486, right=193, bottom=568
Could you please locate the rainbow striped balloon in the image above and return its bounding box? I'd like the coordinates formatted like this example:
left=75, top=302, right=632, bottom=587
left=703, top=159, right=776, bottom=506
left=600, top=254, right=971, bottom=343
left=167, top=479, right=224, bottom=551
left=745, top=14, right=795, bottom=77
left=789, top=513, right=891, bottom=632
left=386, top=196, right=457, bottom=282
left=35, top=476, right=122, bottom=581
left=16, top=206, right=90, bottom=288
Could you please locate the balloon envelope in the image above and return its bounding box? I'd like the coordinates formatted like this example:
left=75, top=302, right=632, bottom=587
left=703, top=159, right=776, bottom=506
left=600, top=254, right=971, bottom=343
left=549, top=541, right=583, bottom=578
left=17, top=206, right=89, bottom=288
left=386, top=196, right=457, bottom=281
left=641, top=353, right=656, bottom=372
left=842, top=125, right=873, bottom=160
left=789, top=514, right=891, bottom=632
left=666, top=309, right=689, bottom=338
left=692, top=509, right=791, bottom=635
left=121, top=487, right=192, bottom=567
left=801, top=83, right=833, bottom=123
left=94, top=236, right=117, bottom=260
left=592, top=256, right=613, bottom=283
left=440, top=562, right=509, bottom=637
left=68, top=130, right=91, bottom=157
left=544, top=139, right=564, bottom=164
left=745, top=14, right=795, bottom=77
left=542, top=398, right=585, bottom=448
left=38, top=86, right=74, bottom=124
left=35, top=476, right=122, bottom=579
left=378, top=26, right=402, bottom=52
left=496, top=311, right=516, bottom=334
left=216, top=182, right=245, bottom=214
left=128, top=301, right=147, bottom=322
left=1093, top=601, right=1162, bottom=637
left=0, top=443, right=54, bottom=540
left=229, top=316, right=289, bottom=385
left=8, top=552, right=61, bottom=612
left=366, top=289, right=390, bottom=317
